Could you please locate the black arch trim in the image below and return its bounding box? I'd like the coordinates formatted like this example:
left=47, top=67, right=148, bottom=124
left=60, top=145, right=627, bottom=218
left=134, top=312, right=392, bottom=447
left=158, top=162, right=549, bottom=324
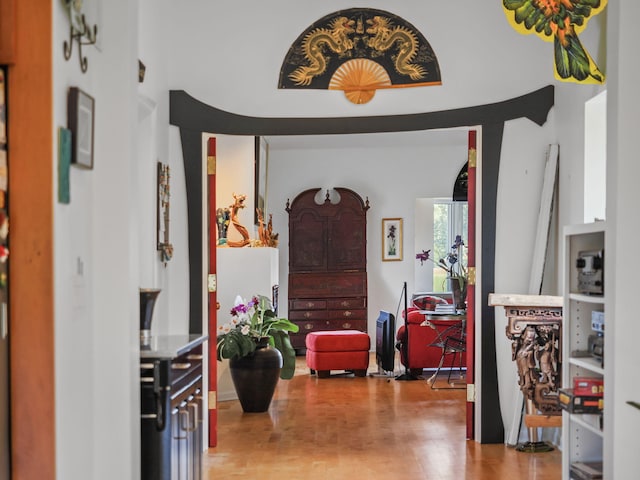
left=170, top=85, right=553, bottom=135
left=169, top=85, right=554, bottom=444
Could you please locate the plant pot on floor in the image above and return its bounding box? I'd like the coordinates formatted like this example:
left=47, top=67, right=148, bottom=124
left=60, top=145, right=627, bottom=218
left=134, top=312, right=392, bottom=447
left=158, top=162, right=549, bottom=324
left=229, top=338, right=283, bottom=412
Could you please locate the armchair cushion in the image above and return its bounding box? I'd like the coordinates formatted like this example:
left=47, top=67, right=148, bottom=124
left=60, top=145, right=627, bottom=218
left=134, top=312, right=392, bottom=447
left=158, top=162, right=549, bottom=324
left=396, top=310, right=466, bottom=371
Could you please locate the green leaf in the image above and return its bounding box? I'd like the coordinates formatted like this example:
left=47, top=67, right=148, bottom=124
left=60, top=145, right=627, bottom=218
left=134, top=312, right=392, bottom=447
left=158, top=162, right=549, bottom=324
left=271, top=331, right=297, bottom=380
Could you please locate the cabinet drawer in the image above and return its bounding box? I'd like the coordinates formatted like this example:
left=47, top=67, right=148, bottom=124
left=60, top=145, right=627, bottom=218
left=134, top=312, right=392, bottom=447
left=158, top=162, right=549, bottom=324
left=289, top=272, right=366, bottom=297
left=327, top=297, right=366, bottom=309
left=327, top=309, right=366, bottom=320
left=293, top=318, right=367, bottom=331
left=325, top=319, right=367, bottom=331
left=170, top=345, right=203, bottom=385
left=289, top=319, right=368, bottom=350
left=290, top=299, right=327, bottom=310
left=293, top=319, right=325, bottom=332
left=289, top=310, right=326, bottom=321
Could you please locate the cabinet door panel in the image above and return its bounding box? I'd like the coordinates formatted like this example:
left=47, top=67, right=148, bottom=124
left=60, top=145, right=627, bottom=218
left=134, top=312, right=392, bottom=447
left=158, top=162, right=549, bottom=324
left=289, top=211, right=326, bottom=271
left=328, top=211, right=366, bottom=270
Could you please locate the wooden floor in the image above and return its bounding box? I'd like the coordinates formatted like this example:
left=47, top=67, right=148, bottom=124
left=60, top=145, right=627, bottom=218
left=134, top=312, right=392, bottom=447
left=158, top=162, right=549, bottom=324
left=204, top=355, right=561, bottom=479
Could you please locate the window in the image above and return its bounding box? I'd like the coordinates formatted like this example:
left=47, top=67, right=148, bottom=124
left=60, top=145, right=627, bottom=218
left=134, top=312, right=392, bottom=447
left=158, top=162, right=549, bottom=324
left=432, top=201, right=468, bottom=292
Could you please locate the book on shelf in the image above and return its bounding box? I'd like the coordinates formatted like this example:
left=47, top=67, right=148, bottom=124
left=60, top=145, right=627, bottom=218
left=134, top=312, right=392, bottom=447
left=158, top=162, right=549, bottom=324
left=570, top=461, right=603, bottom=480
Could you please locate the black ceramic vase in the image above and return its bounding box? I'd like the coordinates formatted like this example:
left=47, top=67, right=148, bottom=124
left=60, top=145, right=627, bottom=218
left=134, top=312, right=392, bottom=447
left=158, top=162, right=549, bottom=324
left=447, top=277, right=465, bottom=311
left=229, top=338, right=283, bottom=413
left=140, top=288, right=161, bottom=347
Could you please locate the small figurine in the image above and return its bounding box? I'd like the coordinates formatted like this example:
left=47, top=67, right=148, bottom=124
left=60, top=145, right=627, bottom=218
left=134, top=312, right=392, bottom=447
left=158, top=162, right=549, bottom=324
left=256, top=209, right=279, bottom=247
left=216, top=207, right=230, bottom=246
left=227, top=193, right=250, bottom=248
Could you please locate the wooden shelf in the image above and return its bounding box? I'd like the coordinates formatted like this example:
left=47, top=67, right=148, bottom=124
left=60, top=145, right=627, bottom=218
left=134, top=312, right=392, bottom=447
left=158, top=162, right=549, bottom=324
left=570, top=414, right=604, bottom=438
left=568, top=356, right=604, bottom=376
left=568, top=292, right=605, bottom=304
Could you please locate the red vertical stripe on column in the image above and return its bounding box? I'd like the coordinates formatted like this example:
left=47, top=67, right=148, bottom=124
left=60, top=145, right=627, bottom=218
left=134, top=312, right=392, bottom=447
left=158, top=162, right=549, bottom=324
left=207, top=136, right=218, bottom=447
left=466, top=130, right=477, bottom=440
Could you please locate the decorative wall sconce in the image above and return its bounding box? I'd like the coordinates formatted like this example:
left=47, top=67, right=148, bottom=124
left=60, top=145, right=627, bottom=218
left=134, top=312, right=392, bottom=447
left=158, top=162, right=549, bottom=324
left=62, top=0, right=98, bottom=73
left=157, top=162, right=174, bottom=264
left=138, top=60, right=146, bottom=83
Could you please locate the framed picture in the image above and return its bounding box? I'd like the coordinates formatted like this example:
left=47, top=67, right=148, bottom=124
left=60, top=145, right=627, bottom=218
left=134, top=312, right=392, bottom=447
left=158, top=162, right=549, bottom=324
left=382, top=218, right=403, bottom=261
left=254, top=136, right=268, bottom=225
left=67, top=87, right=95, bottom=169
left=57, top=127, right=71, bottom=204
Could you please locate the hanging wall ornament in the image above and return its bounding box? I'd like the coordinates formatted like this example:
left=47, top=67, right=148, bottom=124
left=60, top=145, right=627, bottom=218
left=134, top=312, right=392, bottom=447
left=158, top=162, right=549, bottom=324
left=157, top=162, right=173, bottom=264
left=502, top=0, right=608, bottom=84
left=279, top=8, right=442, bottom=104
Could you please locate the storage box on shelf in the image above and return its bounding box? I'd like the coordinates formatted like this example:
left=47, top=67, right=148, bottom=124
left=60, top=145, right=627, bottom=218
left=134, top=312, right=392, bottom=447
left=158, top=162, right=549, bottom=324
left=562, top=222, right=606, bottom=480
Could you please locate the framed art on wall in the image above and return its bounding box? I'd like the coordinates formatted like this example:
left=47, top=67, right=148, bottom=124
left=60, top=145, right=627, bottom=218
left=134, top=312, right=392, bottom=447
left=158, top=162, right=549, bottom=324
left=382, top=218, right=403, bottom=261
left=67, top=87, right=95, bottom=169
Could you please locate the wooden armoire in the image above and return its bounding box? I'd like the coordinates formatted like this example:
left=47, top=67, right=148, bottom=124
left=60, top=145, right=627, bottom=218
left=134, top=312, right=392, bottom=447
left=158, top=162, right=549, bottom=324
left=286, top=188, right=369, bottom=351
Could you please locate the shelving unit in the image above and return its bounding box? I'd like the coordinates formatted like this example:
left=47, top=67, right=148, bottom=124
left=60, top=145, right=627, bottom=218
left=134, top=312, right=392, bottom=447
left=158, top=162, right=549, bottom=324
left=562, top=222, right=606, bottom=479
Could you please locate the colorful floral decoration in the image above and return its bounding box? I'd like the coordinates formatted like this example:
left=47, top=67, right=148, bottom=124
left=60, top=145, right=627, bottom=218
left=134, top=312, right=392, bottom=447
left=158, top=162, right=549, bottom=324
left=217, top=295, right=299, bottom=379
left=416, top=235, right=468, bottom=309
left=502, top=0, right=607, bottom=84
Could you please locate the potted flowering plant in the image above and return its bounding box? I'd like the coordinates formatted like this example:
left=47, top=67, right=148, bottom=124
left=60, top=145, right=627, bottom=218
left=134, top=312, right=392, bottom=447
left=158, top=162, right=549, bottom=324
left=217, top=294, right=299, bottom=379
left=416, top=234, right=468, bottom=310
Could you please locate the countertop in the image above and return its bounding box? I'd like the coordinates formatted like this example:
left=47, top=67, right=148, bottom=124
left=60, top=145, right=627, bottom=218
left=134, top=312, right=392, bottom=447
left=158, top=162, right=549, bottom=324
left=488, top=293, right=563, bottom=307
left=140, top=333, right=208, bottom=359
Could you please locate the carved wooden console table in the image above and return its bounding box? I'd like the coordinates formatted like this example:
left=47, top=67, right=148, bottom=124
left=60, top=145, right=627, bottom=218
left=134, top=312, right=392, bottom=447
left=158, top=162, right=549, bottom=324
left=489, top=293, right=563, bottom=452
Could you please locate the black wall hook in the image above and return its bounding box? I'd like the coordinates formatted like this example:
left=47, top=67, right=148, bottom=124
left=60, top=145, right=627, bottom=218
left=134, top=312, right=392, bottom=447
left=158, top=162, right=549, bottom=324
left=63, top=13, right=98, bottom=73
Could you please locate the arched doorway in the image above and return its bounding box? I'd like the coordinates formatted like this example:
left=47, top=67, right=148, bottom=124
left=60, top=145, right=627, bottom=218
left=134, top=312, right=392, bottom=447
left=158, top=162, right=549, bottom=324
left=171, top=86, right=554, bottom=445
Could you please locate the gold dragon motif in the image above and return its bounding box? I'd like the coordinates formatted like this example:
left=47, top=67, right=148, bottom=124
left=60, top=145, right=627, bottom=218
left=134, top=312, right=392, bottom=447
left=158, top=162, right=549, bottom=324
left=289, top=16, right=356, bottom=86
left=366, top=15, right=426, bottom=80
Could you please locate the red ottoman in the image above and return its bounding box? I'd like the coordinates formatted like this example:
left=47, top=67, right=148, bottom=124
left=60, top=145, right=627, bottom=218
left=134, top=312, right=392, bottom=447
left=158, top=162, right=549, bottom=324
left=305, top=330, right=370, bottom=378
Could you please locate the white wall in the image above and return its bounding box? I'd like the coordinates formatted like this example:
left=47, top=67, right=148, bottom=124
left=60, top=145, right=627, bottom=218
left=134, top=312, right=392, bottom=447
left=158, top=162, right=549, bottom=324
left=414, top=198, right=436, bottom=292
left=53, top=0, right=180, bottom=479
left=606, top=3, right=640, bottom=478
left=584, top=90, right=607, bottom=223
left=167, top=1, right=551, bottom=115
left=213, top=134, right=256, bottom=239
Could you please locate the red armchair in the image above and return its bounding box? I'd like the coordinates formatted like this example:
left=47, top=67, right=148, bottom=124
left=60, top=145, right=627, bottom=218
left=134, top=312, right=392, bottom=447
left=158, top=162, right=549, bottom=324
left=396, top=308, right=466, bottom=375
